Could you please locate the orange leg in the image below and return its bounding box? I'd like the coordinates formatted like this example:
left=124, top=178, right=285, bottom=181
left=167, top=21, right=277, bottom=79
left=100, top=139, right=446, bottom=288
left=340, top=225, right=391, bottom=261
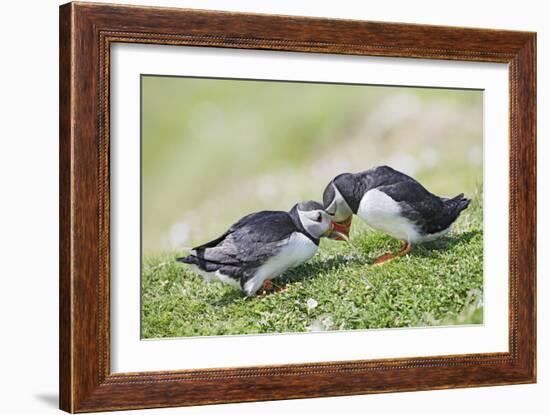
left=261, top=279, right=273, bottom=292
left=373, top=242, right=412, bottom=265
left=260, top=279, right=286, bottom=295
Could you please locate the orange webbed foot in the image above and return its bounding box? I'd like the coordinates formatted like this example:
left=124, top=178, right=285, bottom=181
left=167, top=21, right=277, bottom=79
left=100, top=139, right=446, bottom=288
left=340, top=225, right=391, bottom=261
left=372, top=242, right=412, bottom=266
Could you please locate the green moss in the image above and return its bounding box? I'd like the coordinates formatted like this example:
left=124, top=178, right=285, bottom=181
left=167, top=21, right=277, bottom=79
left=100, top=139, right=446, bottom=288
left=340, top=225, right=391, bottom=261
left=141, top=190, right=483, bottom=338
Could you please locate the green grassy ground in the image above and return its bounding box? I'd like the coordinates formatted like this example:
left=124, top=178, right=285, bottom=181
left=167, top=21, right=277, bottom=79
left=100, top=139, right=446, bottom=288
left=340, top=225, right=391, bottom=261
left=141, top=189, right=483, bottom=338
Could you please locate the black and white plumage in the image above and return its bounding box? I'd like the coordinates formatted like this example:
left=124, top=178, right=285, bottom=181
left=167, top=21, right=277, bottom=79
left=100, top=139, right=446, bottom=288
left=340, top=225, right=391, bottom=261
left=323, top=165, right=470, bottom=263
left=177, top=201, right=334, bottom=296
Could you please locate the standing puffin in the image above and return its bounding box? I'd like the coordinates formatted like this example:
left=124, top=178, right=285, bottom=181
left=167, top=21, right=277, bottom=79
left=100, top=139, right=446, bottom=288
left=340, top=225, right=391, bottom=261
left=177, top=201, right=340, bottom=296
left=323, top=165, right=471, bottom=264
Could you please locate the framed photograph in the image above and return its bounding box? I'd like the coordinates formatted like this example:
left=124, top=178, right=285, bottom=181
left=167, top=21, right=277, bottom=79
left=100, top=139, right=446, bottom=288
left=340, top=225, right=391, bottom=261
left=59, top=2, right=536, bottom=412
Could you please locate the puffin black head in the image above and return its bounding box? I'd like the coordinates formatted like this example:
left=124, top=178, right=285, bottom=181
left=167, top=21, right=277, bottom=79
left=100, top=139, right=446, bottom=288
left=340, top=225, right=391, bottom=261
left=289, top=200, right=335, bottom=241
left=322, top=174, right=355, bottom=240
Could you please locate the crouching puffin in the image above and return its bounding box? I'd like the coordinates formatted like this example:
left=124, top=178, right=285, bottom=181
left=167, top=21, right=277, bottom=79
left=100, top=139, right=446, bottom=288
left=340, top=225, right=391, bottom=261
left=177, top=201, right=342, bottom=296
left=323, top=165, right=471, bottom=265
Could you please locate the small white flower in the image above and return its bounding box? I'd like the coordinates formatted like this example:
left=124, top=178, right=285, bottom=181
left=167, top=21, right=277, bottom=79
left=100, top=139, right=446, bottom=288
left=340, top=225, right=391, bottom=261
left=306, top=298, right=318, bottom=310
left=363, top=276, right=373, bottom=289
left=321, top=315, right=334, bottom=329
left=307, top=314, right=334, bottom=332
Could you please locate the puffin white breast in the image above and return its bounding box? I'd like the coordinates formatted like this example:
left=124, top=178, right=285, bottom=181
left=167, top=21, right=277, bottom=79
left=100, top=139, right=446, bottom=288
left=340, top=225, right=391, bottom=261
left=357, top=189, right=422, bottom=242
left=243, top=232, right=318, bottom=295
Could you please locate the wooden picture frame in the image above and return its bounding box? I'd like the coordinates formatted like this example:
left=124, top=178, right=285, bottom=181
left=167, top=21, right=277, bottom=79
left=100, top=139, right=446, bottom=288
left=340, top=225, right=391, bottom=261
left=59, top=2, right=536, bottom=412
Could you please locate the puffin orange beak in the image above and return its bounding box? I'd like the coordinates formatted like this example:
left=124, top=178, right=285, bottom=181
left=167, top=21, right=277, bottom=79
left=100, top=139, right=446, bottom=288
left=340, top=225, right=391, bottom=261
left=330, top=217, right=352, bottom=241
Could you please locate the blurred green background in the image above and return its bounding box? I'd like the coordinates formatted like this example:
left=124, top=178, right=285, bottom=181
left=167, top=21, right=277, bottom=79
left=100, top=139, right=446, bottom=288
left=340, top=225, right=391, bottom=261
left=142, top=76, right=482, bottom=254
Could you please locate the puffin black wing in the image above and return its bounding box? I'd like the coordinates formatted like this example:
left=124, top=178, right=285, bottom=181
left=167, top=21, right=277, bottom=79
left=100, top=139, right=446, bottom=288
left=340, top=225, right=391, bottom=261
left=177, top=211, right=297, bottom=278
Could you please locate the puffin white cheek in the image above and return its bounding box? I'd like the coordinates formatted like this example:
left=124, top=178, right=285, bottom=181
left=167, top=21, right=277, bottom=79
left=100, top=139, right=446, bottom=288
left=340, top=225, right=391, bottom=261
left=303, top=220, right=324, bottom=238
left=326, top=199, right=337, bottom=215
left=332, top=204, right=348, bottom=222
left=308, top=222, right=321, bottom=237
left=302, top=210, right=320, bottom=222
left=335, top=198, right=354, bottom=222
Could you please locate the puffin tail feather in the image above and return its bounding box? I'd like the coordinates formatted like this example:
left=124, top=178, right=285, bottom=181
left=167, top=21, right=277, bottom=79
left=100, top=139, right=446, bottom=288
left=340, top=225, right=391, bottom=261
left=176, top=247, right=199, bottom=263
left=176, top=255, right=198, bottom=265
left=445, top=193, right=471, bottom=216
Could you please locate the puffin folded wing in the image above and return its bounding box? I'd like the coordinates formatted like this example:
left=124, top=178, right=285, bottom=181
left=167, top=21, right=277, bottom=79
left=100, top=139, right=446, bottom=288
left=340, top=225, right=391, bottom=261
left=177, top=210, right=290, bottom=268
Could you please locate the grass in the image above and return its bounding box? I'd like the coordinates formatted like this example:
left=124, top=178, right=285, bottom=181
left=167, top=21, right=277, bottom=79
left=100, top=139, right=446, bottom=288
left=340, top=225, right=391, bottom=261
left=141, top=189, right=483, bottom=338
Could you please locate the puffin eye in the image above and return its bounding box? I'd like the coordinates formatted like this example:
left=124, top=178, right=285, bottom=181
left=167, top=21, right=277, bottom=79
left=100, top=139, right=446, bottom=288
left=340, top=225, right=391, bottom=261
left=315, top=213, right=323, bottom=222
